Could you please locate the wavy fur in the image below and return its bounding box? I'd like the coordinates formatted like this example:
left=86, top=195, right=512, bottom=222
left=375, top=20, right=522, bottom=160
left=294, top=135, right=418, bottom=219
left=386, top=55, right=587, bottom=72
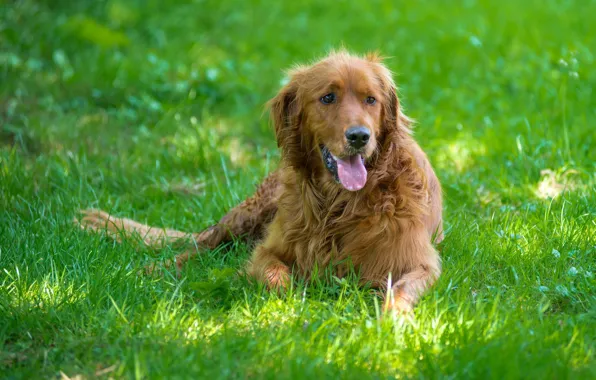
left=78, top=50, right=443, bottom=312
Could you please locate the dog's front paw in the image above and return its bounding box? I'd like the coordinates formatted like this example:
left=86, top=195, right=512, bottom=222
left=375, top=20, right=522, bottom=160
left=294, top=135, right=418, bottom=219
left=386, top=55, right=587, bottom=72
left=384, top=296, right=414, bottom=314
left=264, top=263, right=291, bottom=292
left=383, top=287, right=415, bottom=316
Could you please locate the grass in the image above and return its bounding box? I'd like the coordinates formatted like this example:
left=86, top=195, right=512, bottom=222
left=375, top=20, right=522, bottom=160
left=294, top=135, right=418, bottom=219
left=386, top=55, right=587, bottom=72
left=1, top=0, right=595, bottom=378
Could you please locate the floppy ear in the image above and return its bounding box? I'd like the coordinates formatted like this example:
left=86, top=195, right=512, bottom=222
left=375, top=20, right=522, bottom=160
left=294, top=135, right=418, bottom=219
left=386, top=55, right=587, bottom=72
left=267, top=77, right=304, bottom=160
left=373, top=61, right=412, bottom=136
left=385, top=87, right=413, bottom=135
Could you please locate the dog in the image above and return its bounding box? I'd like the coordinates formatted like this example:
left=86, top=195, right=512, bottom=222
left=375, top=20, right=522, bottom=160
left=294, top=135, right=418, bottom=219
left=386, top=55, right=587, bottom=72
left=77, top=50, right=444, bottom=313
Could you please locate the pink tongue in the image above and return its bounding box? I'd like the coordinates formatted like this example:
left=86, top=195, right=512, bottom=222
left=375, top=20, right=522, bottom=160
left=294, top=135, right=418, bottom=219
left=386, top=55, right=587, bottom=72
left=336, top=155, right=367, bottom=191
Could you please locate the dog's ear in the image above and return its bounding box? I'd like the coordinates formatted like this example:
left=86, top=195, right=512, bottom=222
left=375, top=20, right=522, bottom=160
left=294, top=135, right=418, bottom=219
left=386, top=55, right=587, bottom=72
left=372, top=60, right=412, bottom=135
left=267, top=75, right=303, bottom=159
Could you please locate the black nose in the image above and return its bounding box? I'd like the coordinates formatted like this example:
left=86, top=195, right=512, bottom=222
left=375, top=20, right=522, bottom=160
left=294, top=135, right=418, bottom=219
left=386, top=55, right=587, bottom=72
left=345, top=126, right=370, bottom=149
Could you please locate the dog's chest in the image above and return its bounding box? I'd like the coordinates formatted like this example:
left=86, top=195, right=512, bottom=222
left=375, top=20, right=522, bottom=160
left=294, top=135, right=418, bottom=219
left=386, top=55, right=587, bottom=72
left=286, top=198, right=395, bottom=273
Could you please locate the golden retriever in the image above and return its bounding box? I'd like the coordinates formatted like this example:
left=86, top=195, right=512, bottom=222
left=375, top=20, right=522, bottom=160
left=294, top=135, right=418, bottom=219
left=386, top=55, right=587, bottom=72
left=78, top=50, right=443, bottom=313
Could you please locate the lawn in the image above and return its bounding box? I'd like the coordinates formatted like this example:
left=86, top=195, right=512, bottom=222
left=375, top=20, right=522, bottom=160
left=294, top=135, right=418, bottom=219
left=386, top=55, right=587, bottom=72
left=1, top=0, right=595, bottom=378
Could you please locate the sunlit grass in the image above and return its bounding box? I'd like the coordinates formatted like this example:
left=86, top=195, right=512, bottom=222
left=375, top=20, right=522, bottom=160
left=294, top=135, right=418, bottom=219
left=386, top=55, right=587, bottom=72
left=1, top=0, right=595, bottom=378
left=434, top=132, right=487, bottom=173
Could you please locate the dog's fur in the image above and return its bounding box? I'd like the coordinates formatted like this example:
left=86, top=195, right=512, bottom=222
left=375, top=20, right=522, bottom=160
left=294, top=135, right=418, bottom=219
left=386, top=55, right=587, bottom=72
left=78, top=51, right=443, bottom=312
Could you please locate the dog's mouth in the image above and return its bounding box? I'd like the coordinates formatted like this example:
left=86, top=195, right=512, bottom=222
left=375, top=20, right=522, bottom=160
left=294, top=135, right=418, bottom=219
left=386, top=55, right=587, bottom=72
left=320, top=146, right=367, bottom=191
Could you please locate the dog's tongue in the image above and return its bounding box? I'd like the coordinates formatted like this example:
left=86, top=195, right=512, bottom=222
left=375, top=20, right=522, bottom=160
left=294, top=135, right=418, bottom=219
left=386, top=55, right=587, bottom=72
left=336, top=154, right=367, bottom=191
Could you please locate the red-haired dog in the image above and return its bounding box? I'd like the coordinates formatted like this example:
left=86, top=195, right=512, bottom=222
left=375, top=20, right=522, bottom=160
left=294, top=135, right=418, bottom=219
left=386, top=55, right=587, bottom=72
left=78, top=51, right=444, bottom=312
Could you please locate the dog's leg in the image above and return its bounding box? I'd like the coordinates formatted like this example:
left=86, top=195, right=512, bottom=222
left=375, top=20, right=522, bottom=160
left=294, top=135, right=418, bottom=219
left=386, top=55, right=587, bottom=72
left=248, top=245, right=291, bottom=289
left=245, top=218, right=292, bottom=289
left=77, top=170, right=281, bottom=272
left=384, top=230, right=441, bottom=313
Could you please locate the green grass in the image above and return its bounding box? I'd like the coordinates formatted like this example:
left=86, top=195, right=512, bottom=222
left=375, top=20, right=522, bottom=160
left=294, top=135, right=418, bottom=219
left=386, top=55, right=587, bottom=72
left=1, top=0, right=595, bottom=378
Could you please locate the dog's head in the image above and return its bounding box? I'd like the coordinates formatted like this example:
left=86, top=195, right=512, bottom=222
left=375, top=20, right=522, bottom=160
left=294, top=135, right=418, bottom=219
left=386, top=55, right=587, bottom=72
left=269, top=51, right=409, bottom=192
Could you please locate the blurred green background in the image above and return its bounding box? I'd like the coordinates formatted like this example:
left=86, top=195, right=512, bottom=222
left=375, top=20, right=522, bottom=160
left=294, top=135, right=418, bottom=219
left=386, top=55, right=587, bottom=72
left=1, top=0, right=595, bottom=378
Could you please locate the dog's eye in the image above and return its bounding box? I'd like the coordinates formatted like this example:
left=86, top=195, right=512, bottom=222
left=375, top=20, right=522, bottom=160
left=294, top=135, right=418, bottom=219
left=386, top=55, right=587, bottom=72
left=320, top=93, right=336, bottom=105
left=365, top=96, right=376, bottom=105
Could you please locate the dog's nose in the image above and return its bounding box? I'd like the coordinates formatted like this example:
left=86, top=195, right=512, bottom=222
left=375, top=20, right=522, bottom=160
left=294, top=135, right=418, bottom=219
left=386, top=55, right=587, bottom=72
left=345, top=126, right=370, bottom=149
